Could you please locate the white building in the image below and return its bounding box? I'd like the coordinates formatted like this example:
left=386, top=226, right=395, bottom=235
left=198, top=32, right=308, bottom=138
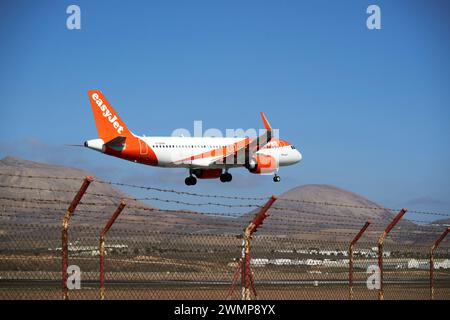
left=436, top=259, right=450, bottom=269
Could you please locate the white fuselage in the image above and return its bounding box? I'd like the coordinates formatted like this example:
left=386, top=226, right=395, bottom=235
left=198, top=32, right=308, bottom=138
left=137, top=136, right=302, bottom=169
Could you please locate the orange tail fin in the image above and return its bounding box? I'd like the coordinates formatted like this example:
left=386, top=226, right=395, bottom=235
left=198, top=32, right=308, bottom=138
left=88, top=90, right=133, bottom=141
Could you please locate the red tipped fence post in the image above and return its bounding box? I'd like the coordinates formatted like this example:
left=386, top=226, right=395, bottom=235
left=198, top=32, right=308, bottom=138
left=377, top=208, right=407, bottom=300
left=227, top=195, right=277, bottom=300
left=99, top=201, right=126, bottom=300
left=61, top=176, right=93, bottom=300
left=349, top=220, right=372, bottom=300
left=430, top=227, right=450, bottom=300
left=241, top=195, right=277, bottom=300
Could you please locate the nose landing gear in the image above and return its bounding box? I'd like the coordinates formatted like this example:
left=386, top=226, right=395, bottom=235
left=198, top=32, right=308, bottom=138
left=273, top=174, right=281, bottom=182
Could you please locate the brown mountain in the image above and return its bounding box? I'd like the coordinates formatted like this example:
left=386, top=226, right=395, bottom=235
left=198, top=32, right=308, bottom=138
left=242, top=185, right=436, bottom=243
left=274, top=184, right=411, bottom=227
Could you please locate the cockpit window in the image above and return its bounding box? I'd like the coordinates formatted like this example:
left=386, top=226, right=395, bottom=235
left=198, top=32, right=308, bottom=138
left=291, top=146, right=296, bottom=150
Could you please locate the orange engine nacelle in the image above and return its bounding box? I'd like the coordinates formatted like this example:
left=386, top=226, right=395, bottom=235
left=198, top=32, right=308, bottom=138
left=193, top=169, right=223, bottom=179
left=247, top=154, right=278, bottom=174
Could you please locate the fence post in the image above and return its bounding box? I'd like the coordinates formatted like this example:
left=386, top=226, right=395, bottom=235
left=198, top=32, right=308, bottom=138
left=61, top=176, right=93, bottom=300
left=377, top=208, right=407, bottom=300
left=241, top=195, right=277, bottom=300
left=99, top=201, right=126, bottom=300
left=349, top=220, right=371, bottom=300
left=430, top=227, right=450, bottom=300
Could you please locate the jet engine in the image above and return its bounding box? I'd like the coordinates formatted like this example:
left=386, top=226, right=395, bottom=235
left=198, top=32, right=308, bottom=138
left=247, top=154, right=278, bottom=174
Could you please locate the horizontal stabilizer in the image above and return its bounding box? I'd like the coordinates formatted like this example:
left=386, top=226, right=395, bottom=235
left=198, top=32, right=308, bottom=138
left=105, top=136, right=126, bottom=150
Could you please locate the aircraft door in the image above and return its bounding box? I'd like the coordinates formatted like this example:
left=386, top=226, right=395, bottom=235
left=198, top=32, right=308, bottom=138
left=139, top=139, right=148, bottom=155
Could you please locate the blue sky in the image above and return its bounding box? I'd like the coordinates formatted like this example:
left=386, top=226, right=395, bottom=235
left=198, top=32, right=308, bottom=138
left=0, top=0, right=449, bottom=218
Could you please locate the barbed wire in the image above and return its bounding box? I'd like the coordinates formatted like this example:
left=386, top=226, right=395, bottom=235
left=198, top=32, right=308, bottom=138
left=1, top=197, right=449, bottom=233
left=0, top=197, right=247, bottom=217
left=0, top=184, right=263, bottom=209
left=0, top=173, right=268, bottom=201
left=1, top=195, right=447, bottom=234
left=0, top=185, right=450, bottom=226
left=0, top=196, right=240, bottom=212
left=1, top=173, right=450, bottom=238
left=2, top=172, right=450, bottom=219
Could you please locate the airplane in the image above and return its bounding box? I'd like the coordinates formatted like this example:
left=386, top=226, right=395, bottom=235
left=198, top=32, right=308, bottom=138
left=83, top=90, right=302, bottom=186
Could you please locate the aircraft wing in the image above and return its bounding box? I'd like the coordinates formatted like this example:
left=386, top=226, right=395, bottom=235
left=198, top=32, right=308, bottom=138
left=211, top=112, right=273, bottom=166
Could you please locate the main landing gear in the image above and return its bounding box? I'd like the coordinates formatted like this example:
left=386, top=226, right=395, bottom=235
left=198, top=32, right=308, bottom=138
left=185, top=175, right=197, bottom=186
left=273, top=174, right=281, bottom=183
left=220, top=172, right=232, bottom=183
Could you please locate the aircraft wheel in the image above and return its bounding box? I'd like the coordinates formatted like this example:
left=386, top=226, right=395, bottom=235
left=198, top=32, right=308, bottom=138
left=273, top=175, right=281, bottom=182
left=185, top=176, right=197, bottom=186
left=220, top=172, right=232, bottom=182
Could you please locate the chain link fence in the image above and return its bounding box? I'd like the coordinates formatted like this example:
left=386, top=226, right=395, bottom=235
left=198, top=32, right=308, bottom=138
left=0, top=173, right=449, bottom=300
left=0, top=222, right=449, bottom=300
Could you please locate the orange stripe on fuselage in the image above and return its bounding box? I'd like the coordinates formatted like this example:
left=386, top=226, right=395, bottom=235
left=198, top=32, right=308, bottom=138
left=173, top=137, right=252, bottom=164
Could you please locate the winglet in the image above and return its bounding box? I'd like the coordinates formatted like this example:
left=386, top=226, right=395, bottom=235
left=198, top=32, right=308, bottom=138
left=260, top=112, right=272, bottom=130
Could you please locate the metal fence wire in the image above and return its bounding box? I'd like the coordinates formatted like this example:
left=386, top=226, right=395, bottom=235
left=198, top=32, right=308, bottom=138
left=0, top=174, right=449, bottom=300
